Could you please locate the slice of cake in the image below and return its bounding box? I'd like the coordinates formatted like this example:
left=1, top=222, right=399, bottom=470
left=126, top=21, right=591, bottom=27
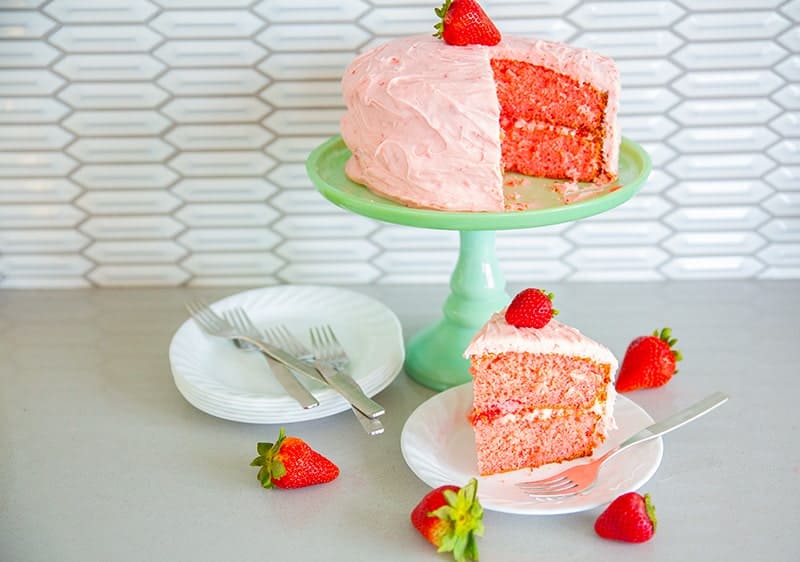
left=340, top=2, right=620, bottom=212
left=464, top=289, right=617, bottom=476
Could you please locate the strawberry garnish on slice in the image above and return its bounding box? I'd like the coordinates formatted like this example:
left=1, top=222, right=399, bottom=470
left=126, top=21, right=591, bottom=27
left=250, top=427, right=339, bottom=489
left=615, top=328, right=683, bottom=392
left=504, top=288, right=559, bottom=329
left=434, top=0, right=501, bottom=46
left=595, top=492, right=657, bottom=543
left=411, top=478, right=484, bottom=562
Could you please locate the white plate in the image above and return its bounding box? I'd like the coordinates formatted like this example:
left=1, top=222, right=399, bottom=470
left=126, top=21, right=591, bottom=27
left=401, top=383, right=663, bottom=515
left=170, top=285, right=404, bottom=424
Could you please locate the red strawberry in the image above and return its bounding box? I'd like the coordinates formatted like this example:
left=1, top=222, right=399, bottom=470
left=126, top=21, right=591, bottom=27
left=411, top=478, right=484, bottom=562
left=434, top=0, right=501, bottom=47
left=594, top=492, right=657, bottom=543
left=504, top=288, right=559, bottom=329
left=615, top=328, right=683, bottom=392
left=250, top=428, right=339, bottom=489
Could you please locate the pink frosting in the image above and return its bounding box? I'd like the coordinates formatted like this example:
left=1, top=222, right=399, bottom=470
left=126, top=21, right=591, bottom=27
left=464, top=311, right=618, bottom=373
left=340, top=34, right=621, bottom=212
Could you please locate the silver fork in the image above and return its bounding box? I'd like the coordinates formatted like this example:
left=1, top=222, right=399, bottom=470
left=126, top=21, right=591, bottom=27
left=516, top=392, right=729, bottom=498
left=222, top=308, right=318, bottom=410
left=266, top=325, right=384, bottom=436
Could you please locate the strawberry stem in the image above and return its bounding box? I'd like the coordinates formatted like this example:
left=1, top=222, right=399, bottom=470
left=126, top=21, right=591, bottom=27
left=433, top=0, right=452, bottom=38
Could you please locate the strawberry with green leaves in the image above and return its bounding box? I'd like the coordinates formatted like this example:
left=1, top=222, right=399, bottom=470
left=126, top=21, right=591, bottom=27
left=615, top=328, right=683, bottom=392
left=504, top=288, right=558, bottom=329
left=595, top=491, right=657, bottom=543
left=411, top=478, right=484, bottom=562
left=250, top=428, right=339, bottom=489
left=434, top=0, right=501, bottom=47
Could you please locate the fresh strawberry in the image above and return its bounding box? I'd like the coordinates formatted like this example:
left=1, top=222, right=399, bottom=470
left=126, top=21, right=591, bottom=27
left=615, top=328, right=683, bottom=392
left=504, top=288, right=559, bottom=329
left=250, top=428, right=339, bottom=489
left=434, top=0, right=501, bottom=47
left=594, top=492, right=657, bottom=543
left=411, top=478, right=484, bottom=562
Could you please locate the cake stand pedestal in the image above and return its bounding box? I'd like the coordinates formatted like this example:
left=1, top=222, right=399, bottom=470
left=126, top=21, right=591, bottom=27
left=307, top=136, right=651, bottom=391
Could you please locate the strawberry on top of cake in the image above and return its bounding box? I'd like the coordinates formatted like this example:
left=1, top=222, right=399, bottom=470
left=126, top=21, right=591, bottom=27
left=340, top=0, right=621, bottom=212
left=465, top=289, right=618, bottom=476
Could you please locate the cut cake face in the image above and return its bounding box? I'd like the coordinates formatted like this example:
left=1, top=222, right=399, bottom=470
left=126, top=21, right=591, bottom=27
left=465, top=312, right=618, bottom=476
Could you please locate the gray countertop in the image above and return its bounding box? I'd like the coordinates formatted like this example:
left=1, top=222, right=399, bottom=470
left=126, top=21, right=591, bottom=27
left=1, top=281, right=798, bottom=562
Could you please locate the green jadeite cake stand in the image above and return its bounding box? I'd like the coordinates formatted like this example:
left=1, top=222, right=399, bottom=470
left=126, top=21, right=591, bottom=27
left=306, top=136, right=651, bottom=391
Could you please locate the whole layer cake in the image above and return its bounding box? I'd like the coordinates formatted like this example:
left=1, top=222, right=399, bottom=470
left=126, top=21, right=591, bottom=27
left=340, top=34, right=620, bottom=212
left=465, top=310, right=618, bottom=476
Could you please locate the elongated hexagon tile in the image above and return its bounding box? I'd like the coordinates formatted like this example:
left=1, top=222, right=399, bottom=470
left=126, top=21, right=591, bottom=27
left=590, top=195, right=673, bottom=221
left=0, top=11, right=54, bottom=38
left=169, top=151, right=275, bottom=177
left=483, top=18, right=576, bottom=43
left=765, top=166, right=800, bottom=191
left=0, top=40, right=59, bottom=67
left=0, top=152, right=78, bottom=177
left=263, top=109, right=342, bottom=136
left=161, top=97, right=272, bottom=123
left=0, top=0, right=46, bottom=8
left=256, top=23, right=368, bottom=52
left=0, top=229, right=90, bottom=253
left=762, top=192, right=800, bottom=217
left=67, top=138, right=175, bottom=163
left=158, top=68, right=268, bottom=96
left=275, top=239, right=378, bottom=263
left=0, top=125, right=74, bottom=150
left=0, top=69, right=63, bottom=96
left=181, top=252, right=284, bottom=276
left=258, top=52, right=352, bottom=80
left=663, top=231, right=766, bottom=256
left=62, top=110, right=172, bottom=137
left=0, top=204, right=85, bottom=228
left=171, top=178, right=277, bottom=202
left=79, top=216, right=184, bottom=240
left=54, top=54, right=165, bottom=82
left=84, top=240, right=188, bottom=264
left=153, top=0, right=253, bottom=7
left=178, top=227, right=281, bottom=252
left=672, top=40, right=787, bottom=70
left=770, top=112, right=800, bottom=137
left=636, top=168, right=674, bottom=194
left=0, top=276, right=91, bottom=289
left=373, top=250, right=458, bottom=277
left=775, top=56, right=800, bottom=81
left=58, top=83, right=169, bottom=109
left=501, top=260, right=573, bottom=283
left=167, top=124, right=273, bottom=151
left=260, top=81, right=342, bottom=109
left=0, top=178, right=81, bottom=203
left=660, top=256, right=764, bottom=279
left=0, top=97, right=70, bottom=123
left=619, top=88, right=680, bottom=115
left=768, top=140, right=800, bottom=165
left=565, top=221, right=671, bottom=246
left=760, top=218, right=800, bottom=242
left=175, top=203, right=278, bottom=227
left=71, top=164, right=178, bottom=189
left=617, top=59, right=681, bottom=86
left=663, top=206, right=770, bottom=231
left=270, top=189, right=343, bottom=214
left=265, top=137, right=325, bottom=162
left=574, top=30, right=682, bottom=58
left=666, top=180, right=772, bottom=206
left=272, top=214, right=378, bottom=239
left=279, top=262, right=379, bottom=285
left=633, top=141, right=675, bottom=167
left=75, top=190, right=182, bottom=215
left=0, top=254, right=93, bottom=277
left=267, top=163, right=313, bottom=189
left=254, top=0, right=368, bottom=22
left=569, top=1, right=685, bottom=29
left=150, top=10, right=263, bottom=39
left=673, top=69, right=784, bottom=99
left=779, top=25, right=800, bottom=51
left=372, top=226, right=457, bottom=250
left=675, top=11, right=790, bottom=41
left=45, top=0, right=158, bottom=23
left=48, top=25, right=163, bottom=52
left=676, top=0, right=783, bottom=7
left=670, top=98, right=781, bottom=126
left=358, top=6, right=438, bottom=35
left=668, top=126, right=778, bottom=153
left=667, top=153, right=775, bottom=180
left=758, top=243, right=800, bottom=267
left=565, top=246, right=669, bottom=273
left=88, top=265, right=190, bottom=287
left=497, top=234, right=573, bottom=260
left=187, top=275, right=279, bottom=287
left=618, top=115, right=677, bottom=141
left=154, top=40, right=266, bottom=67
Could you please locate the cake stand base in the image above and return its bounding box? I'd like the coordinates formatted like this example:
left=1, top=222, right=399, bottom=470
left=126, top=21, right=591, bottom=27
left=404, top=230, right=509, bottom=390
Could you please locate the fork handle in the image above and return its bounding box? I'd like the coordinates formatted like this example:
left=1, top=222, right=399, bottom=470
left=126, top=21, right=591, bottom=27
left=260, top=354, right=319, bottom=410
left=610, top=391, right=729, bottom=462
left=313, top=360, right=385, bottom=419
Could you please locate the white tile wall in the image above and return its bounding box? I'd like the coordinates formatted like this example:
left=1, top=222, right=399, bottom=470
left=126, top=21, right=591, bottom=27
left=0, top=0, right=799, bottom=287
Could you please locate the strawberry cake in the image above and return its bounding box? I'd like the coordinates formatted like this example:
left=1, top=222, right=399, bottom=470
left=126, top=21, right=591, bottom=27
left=340, top=3, right=620, bottom=212
left=464, top=290, right=618, bottom=475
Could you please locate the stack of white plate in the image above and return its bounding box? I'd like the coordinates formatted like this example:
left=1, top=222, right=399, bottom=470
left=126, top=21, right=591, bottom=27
left=169, top=285, right=404, bottom=424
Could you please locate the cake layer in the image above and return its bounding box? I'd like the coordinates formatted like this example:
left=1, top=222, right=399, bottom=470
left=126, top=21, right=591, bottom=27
left=471, top=352, right=611, bottom=412
left=472, top=412, right=603, bottom=475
